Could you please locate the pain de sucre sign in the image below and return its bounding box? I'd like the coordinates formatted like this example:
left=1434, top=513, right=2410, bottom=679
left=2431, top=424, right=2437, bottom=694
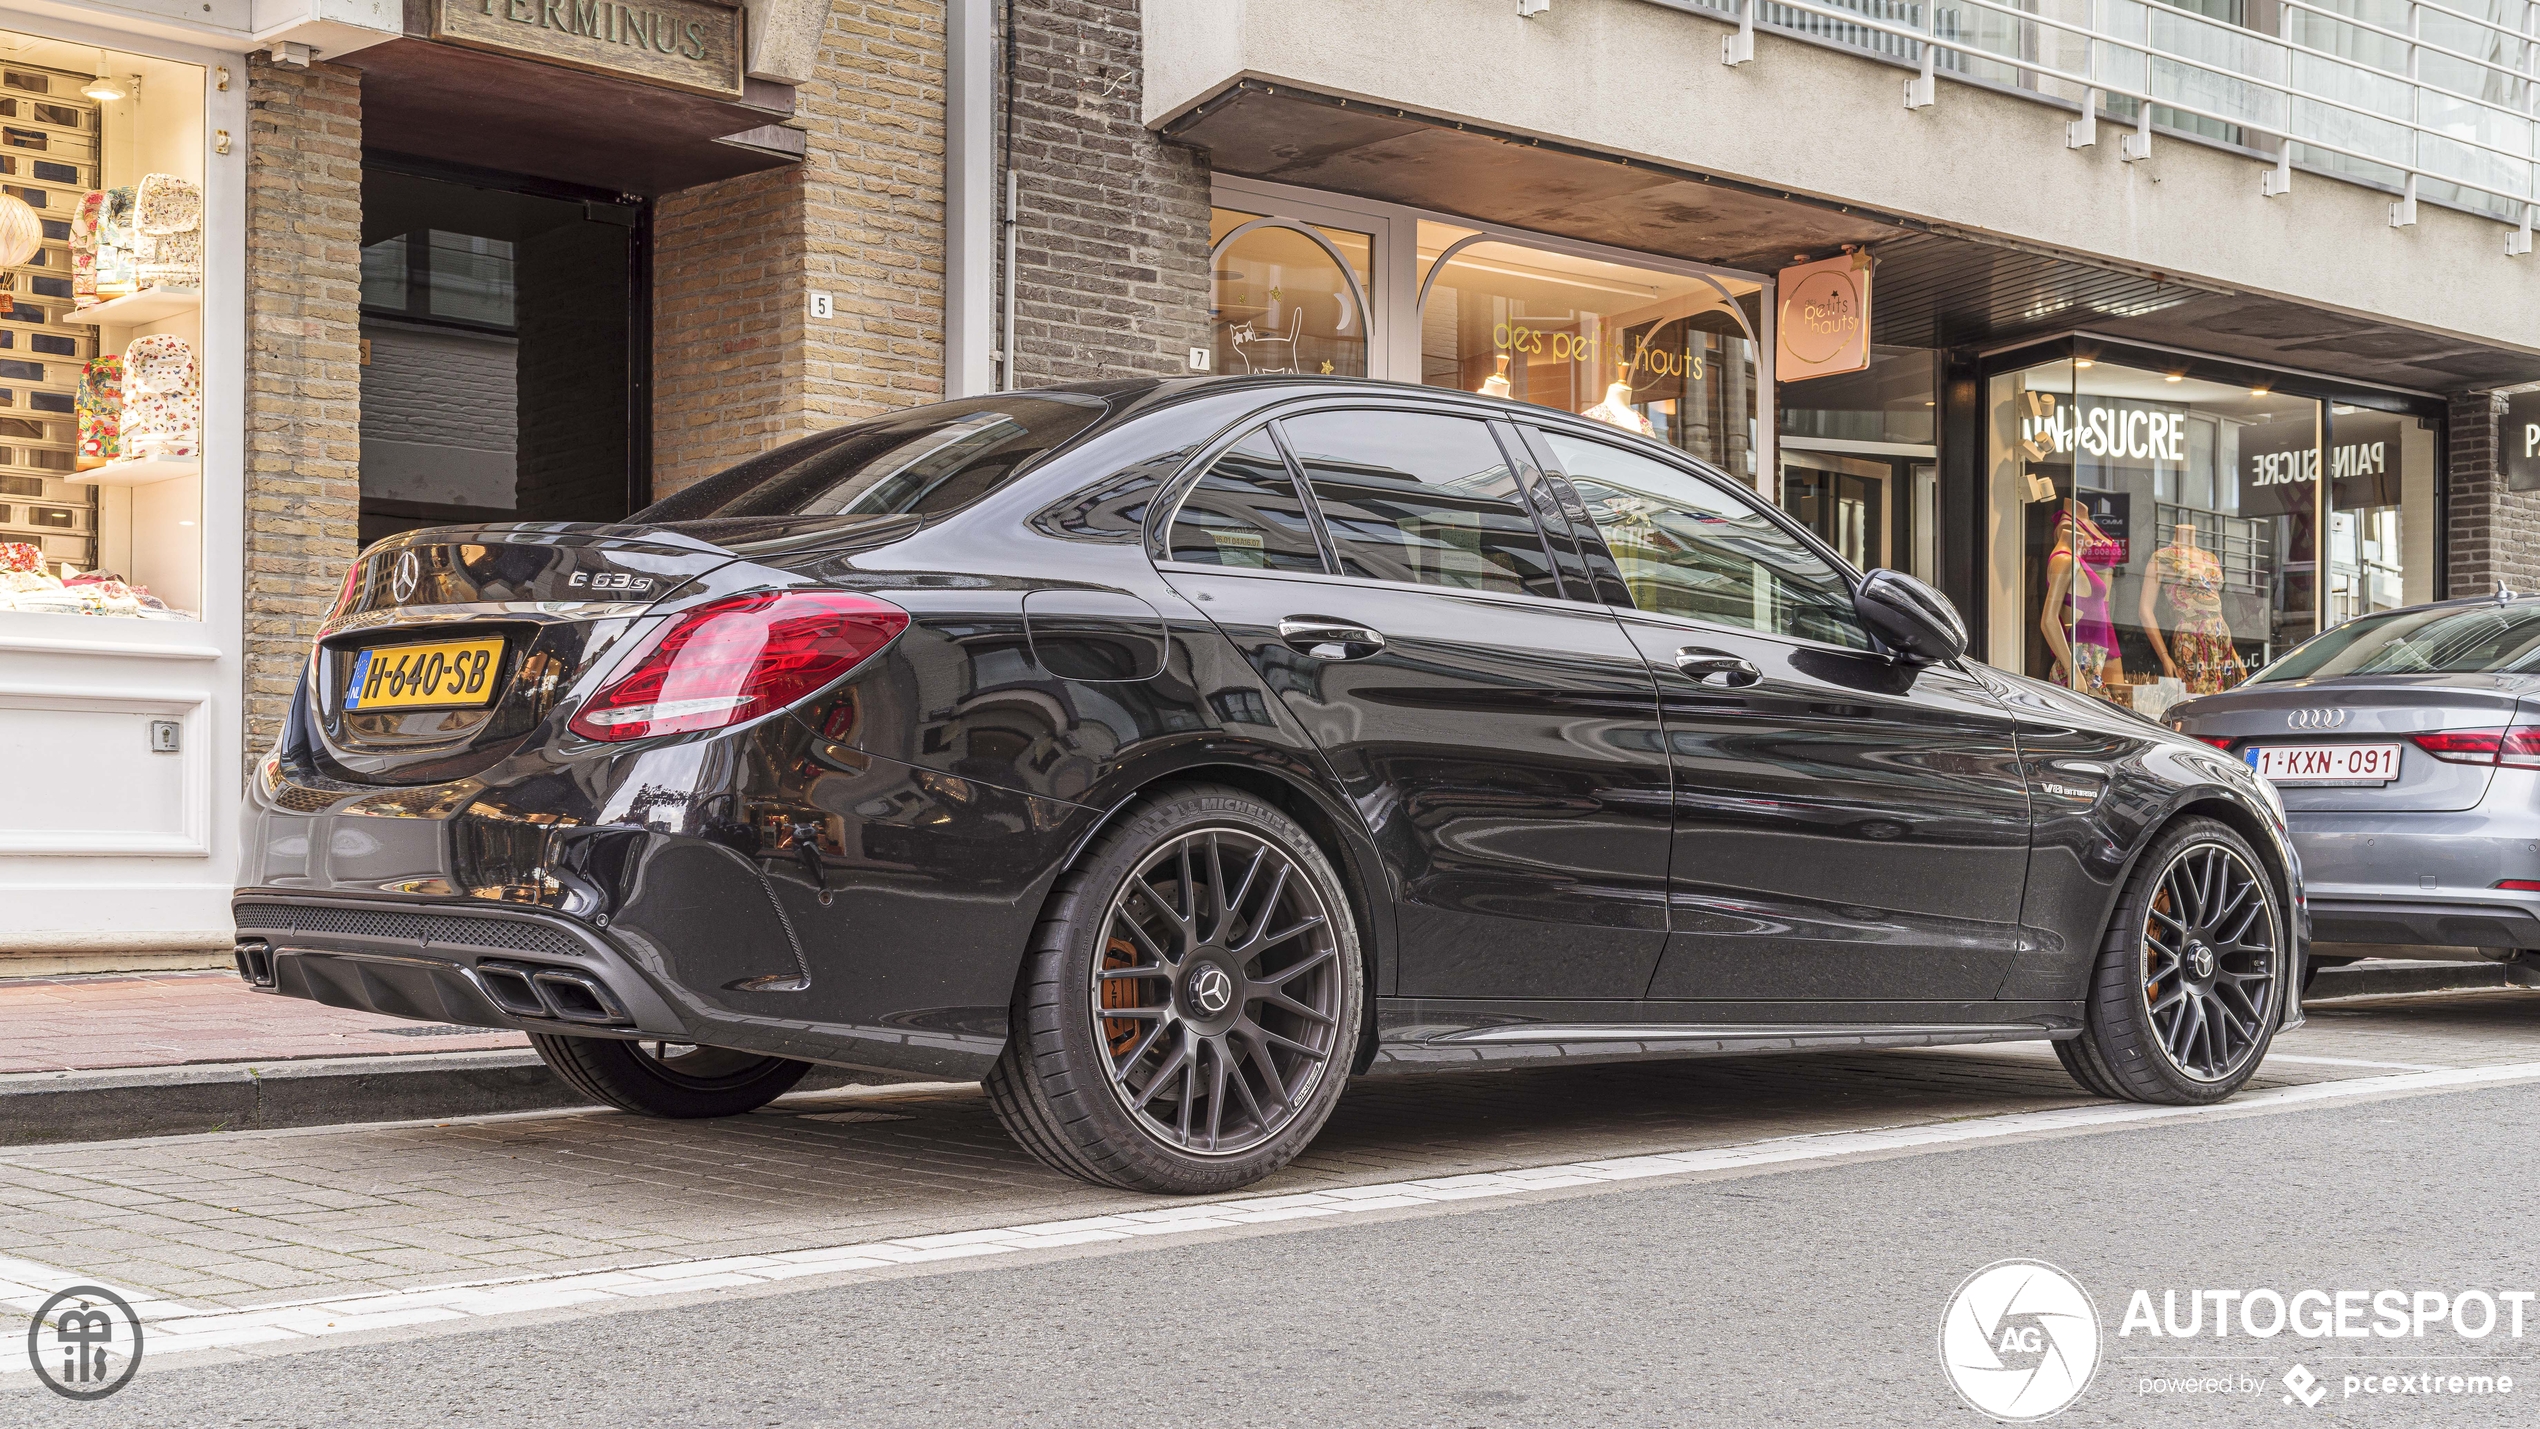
left=434, top=0, right=745, bottom=99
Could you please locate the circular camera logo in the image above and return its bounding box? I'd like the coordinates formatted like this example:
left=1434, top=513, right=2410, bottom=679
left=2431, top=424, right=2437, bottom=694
left=24, top=1285, right=144, bottom=1401
left=1939, top=1259, right=2101, bottom=1420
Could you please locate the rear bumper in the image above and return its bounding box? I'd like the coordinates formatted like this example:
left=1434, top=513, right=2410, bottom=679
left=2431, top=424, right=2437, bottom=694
left=230, top=895, right=685, bottom=1039
left=2287, top=807, right=2540, bottom=950
left=2306, top=897, right=2540, bottom=950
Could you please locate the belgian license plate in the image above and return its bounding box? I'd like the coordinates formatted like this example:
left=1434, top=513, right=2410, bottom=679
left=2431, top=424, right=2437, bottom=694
left=2248, top=742, right=2402, bottom=786
left=344, top=637, right=504, bottom=712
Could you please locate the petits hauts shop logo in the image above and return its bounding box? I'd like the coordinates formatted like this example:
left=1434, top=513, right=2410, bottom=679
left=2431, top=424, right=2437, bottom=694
left=1940, top=1260, right=2103, bottom=1420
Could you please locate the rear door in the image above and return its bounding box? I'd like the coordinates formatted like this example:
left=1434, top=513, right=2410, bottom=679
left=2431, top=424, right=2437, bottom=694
left=1152, top=407, right=1674, bottom=1000
left=1524, top=427, right=2035, bottom=1004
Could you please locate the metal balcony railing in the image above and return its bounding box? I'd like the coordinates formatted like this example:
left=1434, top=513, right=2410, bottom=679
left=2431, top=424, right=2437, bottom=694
left=1638, top=0, right=2540, bottom=251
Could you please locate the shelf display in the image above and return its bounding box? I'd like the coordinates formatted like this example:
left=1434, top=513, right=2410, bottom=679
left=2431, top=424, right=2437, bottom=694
left=0, top=46, right=209, bottom=622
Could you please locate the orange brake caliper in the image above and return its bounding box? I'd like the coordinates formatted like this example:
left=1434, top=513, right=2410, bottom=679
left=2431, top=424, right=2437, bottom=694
left=1101, top=937, right=1149, bottom=1056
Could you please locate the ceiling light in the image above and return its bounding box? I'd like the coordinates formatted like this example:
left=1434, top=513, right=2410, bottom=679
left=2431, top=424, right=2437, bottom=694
left=2164, top=373, right=2185, bottom=383
left=2074, top=358, right=2095, bottom=369
left=2250, top=387, right=2270, bottom=397
left=83, top=54, right=125, bottom=103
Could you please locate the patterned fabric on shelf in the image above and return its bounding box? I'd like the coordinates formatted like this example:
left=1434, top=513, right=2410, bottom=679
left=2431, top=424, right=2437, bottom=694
left=77, top=355, right=121, bottom=470
left=121, top=334, right=199, bottom=460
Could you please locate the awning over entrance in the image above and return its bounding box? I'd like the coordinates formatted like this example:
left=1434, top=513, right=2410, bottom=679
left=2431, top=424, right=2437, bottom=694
left=1166, top=81, right=2540, bottom=394
left=339, top=37, right=802, bottom=198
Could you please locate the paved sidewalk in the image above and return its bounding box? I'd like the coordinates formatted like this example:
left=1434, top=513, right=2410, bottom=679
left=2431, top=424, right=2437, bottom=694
left=0, top=971, right=525, bottom=1075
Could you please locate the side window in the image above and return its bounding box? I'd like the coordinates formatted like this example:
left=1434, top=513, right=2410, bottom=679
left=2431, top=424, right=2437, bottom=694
left=1542, top=431, right=1868, bottom=649
left=1279, top=410, right=1560, bottom=599
left=1164, top=428, right=1327, bottom=571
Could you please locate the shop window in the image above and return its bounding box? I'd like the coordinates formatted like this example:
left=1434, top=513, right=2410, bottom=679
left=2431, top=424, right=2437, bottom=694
left=1281, top=409, right=1555, bottom=598
left=1207, top=209, right=1371, bottom=379
left=1418, top=221, right=1764, bottom=485
left=1982, top=356, right=2426, bottom=717
left=0, top=39, right=204, bottom=622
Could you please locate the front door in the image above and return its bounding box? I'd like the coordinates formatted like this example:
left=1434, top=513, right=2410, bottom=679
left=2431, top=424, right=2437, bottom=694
left=1530, top=428, right=2035, bottom=1005
left=1154, top=407, right=1674, bottom=1001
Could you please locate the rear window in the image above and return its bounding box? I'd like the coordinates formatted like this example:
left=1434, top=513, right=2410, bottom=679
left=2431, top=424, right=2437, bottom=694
left=2255, top=603, right=2540, bottom=681
left=638, top=394, right=1109, bottom=523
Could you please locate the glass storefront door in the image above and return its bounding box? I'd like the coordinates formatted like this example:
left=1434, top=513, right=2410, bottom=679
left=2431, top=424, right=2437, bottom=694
left=1780, top=454, right=1889, bottom=572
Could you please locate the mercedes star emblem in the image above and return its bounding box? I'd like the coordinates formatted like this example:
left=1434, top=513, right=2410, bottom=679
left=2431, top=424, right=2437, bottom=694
left=1190, top=965, right=1234, bottom=1016
left=391, top=550, right=420, bottom=603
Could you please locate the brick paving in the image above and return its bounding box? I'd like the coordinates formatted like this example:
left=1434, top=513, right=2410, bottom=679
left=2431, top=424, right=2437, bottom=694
left=1, top=989, right=2533, bottom=1316
left=0, top=971, right=524, bottom=1075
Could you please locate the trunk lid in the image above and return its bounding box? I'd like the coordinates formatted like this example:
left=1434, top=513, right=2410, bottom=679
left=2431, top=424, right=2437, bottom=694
left=306, top=517, right=920, bottom=784
left=2169, top=673, right=2531, bottom=813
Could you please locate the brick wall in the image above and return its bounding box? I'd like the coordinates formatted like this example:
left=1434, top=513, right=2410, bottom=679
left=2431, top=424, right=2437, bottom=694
left=359, top=324, right=517, bottom=453
left=2444, top=391, right=2540, bottom=599
left=651, top=0, right=949, bottom=500
left=1003, top=0, right=1210, bottom=386
left=242, top=58, right=363, bottom=761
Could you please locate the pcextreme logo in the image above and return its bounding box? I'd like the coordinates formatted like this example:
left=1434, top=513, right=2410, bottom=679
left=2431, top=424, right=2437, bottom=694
left=1940, top=1260, right=2103, bottom=1420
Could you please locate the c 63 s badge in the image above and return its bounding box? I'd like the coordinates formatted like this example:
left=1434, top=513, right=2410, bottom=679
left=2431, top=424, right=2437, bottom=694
left=568, top=570, right=655, bottom=594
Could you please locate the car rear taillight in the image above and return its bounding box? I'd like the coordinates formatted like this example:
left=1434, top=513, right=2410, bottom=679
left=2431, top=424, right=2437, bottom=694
left=2193, top=735, right=2234, bottom=750
left=567, top=590, right=908, bottom=743
left=2410, top=724, right=2540, bottom=769
left=2497, top=880, right=2540, bottom=892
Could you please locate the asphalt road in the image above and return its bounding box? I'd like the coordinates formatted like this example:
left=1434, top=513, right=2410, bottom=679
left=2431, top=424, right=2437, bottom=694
left=16, top=1077, right=2539, bottom=1428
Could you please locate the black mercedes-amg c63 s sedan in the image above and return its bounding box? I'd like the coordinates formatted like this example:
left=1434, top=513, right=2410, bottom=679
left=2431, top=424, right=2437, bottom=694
left=234, top=376, right=2305, bottom=1193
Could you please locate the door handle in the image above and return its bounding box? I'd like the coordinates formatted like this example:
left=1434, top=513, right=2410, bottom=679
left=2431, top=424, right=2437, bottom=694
left=1674, top=647, right=1762, bottom=687
left=1278, top=616, right=1386, bottom=661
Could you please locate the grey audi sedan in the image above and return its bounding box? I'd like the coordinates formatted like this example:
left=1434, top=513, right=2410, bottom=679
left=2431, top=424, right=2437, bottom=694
left=2170, top=593, right=2540, bottom=973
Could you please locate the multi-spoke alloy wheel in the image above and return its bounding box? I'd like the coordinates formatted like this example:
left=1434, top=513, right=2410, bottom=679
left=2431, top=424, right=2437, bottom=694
left=1093, top=828, right=1344, bottom=1156
left=987, top=784, right=1364, bottom=1194
left=2139, top=842, right=2278, bottom=1082
left=2056, top=817, right=2285, bottom=1105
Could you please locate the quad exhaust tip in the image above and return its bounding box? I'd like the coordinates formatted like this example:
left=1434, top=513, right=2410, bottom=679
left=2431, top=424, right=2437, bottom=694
left=233, top=941, right=276, bottom=988
left=474, top=959, right=631, bottom=1026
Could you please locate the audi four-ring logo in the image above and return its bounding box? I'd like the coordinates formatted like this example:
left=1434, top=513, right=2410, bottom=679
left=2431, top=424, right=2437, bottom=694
left=2285, top=707, right=2349, bottom=730
left=1190, top=966, right=1234, bottom=1016
left=391, top=550, right=420, bottom=603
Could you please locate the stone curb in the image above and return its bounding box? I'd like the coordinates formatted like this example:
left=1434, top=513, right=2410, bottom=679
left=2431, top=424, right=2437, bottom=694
left=0, top=1050, right=584, bottom=1146
left=0, top=1051, right=891, bottom=1147
left=2308, top=958, right=2533, bottom=1001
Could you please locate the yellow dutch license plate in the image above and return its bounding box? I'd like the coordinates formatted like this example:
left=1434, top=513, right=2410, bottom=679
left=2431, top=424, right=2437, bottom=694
left=344, top=637, right=505, bottom=711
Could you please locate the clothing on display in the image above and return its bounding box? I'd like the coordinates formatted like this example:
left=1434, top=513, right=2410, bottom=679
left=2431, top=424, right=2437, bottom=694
left=0, top=541, right=185, bottom=619
left=2143, top=526, right=2247, bottom=695
left=120, top=334, right=199, bottom=459
left=130, top=174, right=203, bottom=290
left=76, top=356, right=121, bottom=470
left=1582, top=369, right=1654, bottom=435
left=2043, top=507, right=2128, bottom=702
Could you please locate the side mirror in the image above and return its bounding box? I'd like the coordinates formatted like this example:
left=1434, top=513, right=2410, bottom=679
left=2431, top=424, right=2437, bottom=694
left=1855, top=569, right=1968, bottom=664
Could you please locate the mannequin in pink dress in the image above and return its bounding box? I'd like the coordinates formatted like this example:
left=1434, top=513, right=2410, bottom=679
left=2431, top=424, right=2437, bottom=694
left=2040, top=507, right=2128, bottom=701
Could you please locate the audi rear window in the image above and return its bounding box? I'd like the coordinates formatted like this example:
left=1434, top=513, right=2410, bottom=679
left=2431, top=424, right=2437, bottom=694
left=638, top=394, right=1109, bottom=523
left=2255, top=603, right=2540, bottom=681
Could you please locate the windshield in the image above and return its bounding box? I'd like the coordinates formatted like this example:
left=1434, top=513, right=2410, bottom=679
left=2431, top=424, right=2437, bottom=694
left=638, top=394, right=1110, bottom=523
left=2254, top=603, right=2540, bottom=681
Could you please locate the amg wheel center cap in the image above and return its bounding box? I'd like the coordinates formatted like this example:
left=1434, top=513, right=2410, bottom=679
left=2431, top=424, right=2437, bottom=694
left=1188, top=964, right=1235, bottom=1017
left=2187, top=942, right=2216, bottom=980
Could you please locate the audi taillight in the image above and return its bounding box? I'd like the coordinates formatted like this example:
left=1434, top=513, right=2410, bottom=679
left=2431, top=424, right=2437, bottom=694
left=567, top=590, right=908, bottom=743
left=2411, top=724, right=2540, bottom=769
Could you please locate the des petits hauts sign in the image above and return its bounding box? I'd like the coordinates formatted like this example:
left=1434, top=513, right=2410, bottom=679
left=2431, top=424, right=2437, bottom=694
left=1777, top=252, right=1872, bottom=381
left=434, top=0, right=745, bottom=99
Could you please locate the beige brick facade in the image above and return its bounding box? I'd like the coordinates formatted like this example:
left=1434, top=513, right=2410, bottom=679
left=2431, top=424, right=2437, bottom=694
left=240, top=58, right=364, bottom=761
left=652, top=0, right=948, bottom=499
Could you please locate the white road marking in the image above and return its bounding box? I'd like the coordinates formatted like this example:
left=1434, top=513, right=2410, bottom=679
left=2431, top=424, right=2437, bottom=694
left=7, top=1058, right=2539, bottom=1370
left=2260, top=1053, right=2453, bottom=1072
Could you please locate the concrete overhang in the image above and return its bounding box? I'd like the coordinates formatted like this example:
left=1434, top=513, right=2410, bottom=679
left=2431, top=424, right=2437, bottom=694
left=1151, top=0, right=2540, bottom=393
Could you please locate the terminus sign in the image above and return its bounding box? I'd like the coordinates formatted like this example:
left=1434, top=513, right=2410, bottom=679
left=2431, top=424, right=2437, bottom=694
left=433, top=0, right=744, bottom=98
